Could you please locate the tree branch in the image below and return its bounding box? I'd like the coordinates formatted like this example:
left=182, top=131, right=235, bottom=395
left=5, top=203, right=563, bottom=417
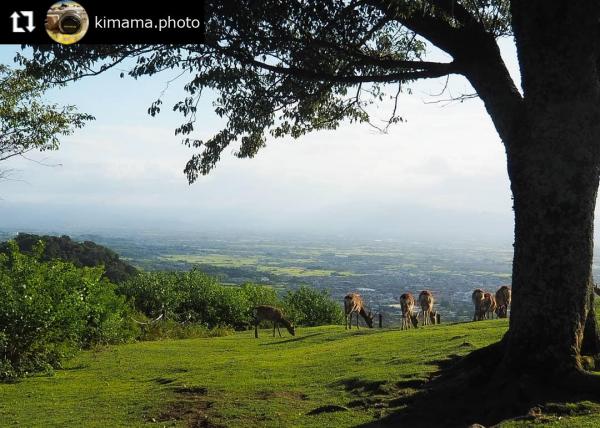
left=424, top=0, right=481, bottom=28
left=204, top=41, right=458, bottom=83
left=44, top=46, right=156, bottom=84
left=366, top=0, right=468, bottom=58
left=366, top=0, right=523, bottom=146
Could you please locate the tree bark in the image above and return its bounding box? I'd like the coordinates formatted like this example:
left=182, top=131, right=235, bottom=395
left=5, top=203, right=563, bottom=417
left=504, top=140, right=600, bottom=373
left=461, top=2, right=600, bottom=376
left=496, top=1, right=600, bottom=375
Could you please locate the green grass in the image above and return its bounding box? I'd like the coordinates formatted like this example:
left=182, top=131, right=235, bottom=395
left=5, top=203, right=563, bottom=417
left=1, top=320, right=599, bottom=427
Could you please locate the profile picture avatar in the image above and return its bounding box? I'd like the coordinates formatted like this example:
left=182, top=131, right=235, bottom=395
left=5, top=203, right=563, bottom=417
left=45, top=1, right=89, bottom=44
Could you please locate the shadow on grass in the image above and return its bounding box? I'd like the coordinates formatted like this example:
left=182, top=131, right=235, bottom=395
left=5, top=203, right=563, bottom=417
left=332, top=377, right=388, bottom=395
left=152, top=377, right=176, bottom=385
left=260, top=332, right=325, bottom=345
left=62, top=364, right=89, bottom=371
left=352, top=346, right=600, bottom=428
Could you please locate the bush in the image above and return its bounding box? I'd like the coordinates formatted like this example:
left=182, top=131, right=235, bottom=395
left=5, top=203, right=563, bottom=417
left=119, top=270, right=281, bottom=330
left=133, top=315, right=234, bottom=341
left=119, top=271, right=344, bottom=332
left=81, top=279, right=139, bottom=346
left=0, top=242, right=137, bottom=380
left=283, top=286, right=344, bottom=326
left=117, top=271, right=180, bottom=320
left=240, top=283, right=281, bottom=308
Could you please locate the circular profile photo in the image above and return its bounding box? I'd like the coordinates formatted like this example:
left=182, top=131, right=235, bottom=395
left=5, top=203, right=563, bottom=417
left=45, top=1, right=89, bottom=45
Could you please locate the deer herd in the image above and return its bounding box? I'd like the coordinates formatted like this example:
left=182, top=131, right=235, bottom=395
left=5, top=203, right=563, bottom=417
left=253, top=285, right=512, bottom=337
left=472, top=285, right=512, bottom=321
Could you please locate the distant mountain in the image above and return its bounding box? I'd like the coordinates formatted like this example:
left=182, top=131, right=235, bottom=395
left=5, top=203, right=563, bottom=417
left=0, top=233, right=138, bottom=283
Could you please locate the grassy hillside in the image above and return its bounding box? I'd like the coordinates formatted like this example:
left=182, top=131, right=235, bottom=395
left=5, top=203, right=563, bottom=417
left=1, top=320, right=599, bottom=427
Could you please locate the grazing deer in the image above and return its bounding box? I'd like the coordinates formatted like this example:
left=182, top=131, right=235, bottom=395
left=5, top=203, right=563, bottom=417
left=472, top=289, right=486, bottom=321
left=253, top=305, right=295, bottom=338
left=344, top=293, right=374, bottom=329
left=418, top=290, right=435, bottom=326
left=483, top=292, right=497, bottom=319
left=399, top=293, right=418, bottom=330
left=495, top=285, right=512, bottom=318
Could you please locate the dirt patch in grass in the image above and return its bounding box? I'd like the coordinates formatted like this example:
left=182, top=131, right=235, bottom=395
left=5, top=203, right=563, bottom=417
left=153, top=385, right=221, bottom=428
left=450, top=335, right=467, bottom=340
left=153, top=377, right=176, bottom=385
left=347, top=397, right=387, bottom=410
left=174, top=386, right=208, bottom=395
left=394, top=378, right=426, bottom=390
left=344, top=378, right=425, bottom=411
left=333, top=377, right=389, bottom=395
left=256, top=390, right=308, bottom=400
left=307, top=404, right=349, bottom=415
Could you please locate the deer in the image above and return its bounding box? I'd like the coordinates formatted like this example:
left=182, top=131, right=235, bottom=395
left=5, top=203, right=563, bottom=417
left=253, top=305, right=295, bottom=338
left=430, top=310, right=441, bottom=325
left=418, top=290, right=435, bottom=326
left=483, top=292, right=497, bottom=319
left=399, top=293, right=419, bottom=330
left=344, top=293, right=374, bottom=329
left=472, top=289, right=486, bottom=321
left=495, top=285, right=512, bottom=318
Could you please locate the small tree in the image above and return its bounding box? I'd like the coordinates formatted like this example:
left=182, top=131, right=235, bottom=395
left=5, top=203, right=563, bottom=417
left=283, top=286, right=344, bottom=326
left=0, top=242, right=136, bottom=380
left=0, top=65, right=92, bottom=176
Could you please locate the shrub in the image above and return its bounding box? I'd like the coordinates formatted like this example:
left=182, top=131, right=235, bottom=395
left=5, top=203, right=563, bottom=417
left=133, top=315, right=234, bottom=341
left=283, top=286, right=344, bottom=326
left=81, top=279, right=139, bottom=346
left=0, top=242, right=137, bottom=380
left=119, top=271, right=343, bottom=331
left=240, top=283, right=280, bottom=308
left=119, top=271, right=282, bottom=329
left=117, top=271, right=180, bottom=320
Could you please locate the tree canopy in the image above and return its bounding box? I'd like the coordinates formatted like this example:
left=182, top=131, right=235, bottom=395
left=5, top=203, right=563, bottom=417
left=0, top=65, right=92, bottom=175
left=20, top=1, right=514, bottom=182
left=0, top=233, right=138, bottom=283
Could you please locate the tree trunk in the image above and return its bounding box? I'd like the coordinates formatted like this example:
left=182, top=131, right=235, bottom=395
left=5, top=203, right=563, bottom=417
left=495, top=2, right=600, bottom=376
left=504, top=140, right=600, bottom=373
left=581, top=287, right=600, bottom=358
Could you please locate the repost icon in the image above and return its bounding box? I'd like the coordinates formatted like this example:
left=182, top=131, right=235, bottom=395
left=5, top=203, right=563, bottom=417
left=10, top=11, right=35, bottom=33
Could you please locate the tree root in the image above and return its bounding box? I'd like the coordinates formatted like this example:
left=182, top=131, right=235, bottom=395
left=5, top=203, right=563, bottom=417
left=562, top=367, right=600, bottom=393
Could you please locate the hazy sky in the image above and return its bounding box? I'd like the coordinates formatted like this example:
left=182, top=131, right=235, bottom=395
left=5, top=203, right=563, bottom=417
left=0, top=40, right=535, bottom=243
